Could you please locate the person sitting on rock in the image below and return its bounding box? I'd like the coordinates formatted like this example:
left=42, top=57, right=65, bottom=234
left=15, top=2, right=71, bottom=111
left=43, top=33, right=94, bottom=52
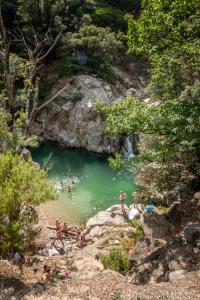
left=42, top=265, right=55, bottom=282
left=77, top=229, right=86, bottom=248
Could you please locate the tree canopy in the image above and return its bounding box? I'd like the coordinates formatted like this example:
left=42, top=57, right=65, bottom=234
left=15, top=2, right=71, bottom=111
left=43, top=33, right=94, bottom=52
left=101, top=0, right=200, bottom=197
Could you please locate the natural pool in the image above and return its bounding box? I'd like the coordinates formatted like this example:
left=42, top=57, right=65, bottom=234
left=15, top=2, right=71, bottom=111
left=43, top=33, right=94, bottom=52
left=31, top=144, right=136, bottom=224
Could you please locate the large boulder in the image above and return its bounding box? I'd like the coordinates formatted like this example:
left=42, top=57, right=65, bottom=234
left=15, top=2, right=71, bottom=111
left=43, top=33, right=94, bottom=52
left=165, top=270, right=187, bottom=282
left=86, top=210, right=126, bottom=228
left=0, top=260, right=21, bottom=279
left=74, top=257, right=104, bottom=279
left=129, top=237, right=152, bottom=268
left=194, top=192, right=200, bottom=201
left=140, top=210, right=171, bottom=240
left=167, top=202, right=182, bottom=234
left=184, top=223, right=200, bottom=246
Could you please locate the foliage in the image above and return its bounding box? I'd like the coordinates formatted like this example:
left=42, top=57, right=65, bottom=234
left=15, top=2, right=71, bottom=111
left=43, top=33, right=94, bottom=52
left=157, top=205, right=169, bottom=216
left=62, top=25, right=124, bottom=65
left=0, top=108, right=38, bottom=153
left=126, top=0, right=200, bottom=101
left=102, top=0, right=140, bottom=12
left=17, top=0, right=94, bottom=35
left=128, top=219, right=144, bottom=242
left=92, top=5, right=125, bottom=31
left=0, top=152, right=56, bottom=256
left=100, top=247, right=129, bottom=275
left=101, top=0, right=200, bottom=196
left=112, top=292, right=124, bottom=300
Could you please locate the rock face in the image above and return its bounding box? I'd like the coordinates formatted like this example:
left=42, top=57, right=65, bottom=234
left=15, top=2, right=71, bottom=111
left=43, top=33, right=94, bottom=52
left=31, top=70, right=146, bottom=153
left=140, top=210, right=171, bottom=240
left=184, top=223, right=200, bottom=246
left=86, top=206, right=128, bottom=228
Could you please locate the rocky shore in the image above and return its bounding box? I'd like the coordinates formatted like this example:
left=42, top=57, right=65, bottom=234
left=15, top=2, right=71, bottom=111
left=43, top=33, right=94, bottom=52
left=1, top=194, right=200, bottom=300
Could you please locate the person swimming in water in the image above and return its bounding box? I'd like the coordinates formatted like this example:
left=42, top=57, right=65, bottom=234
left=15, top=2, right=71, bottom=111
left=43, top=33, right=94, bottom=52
left=67, top=184, right=72, bottom=193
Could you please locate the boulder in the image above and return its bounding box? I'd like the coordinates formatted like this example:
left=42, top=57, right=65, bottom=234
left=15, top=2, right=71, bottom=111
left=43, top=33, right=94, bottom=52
left=86, top=210, right=126, bottom=228
left=194, top=192, right=200, bottom=200
left=129, top=237, right=152, bottom=268
left=74, top=257, right=104, bottom=279
left=0, top=260, right=21, bottom=279
left=165, top=270, right=187, bottom=282
left=21, top=148, right=31, bottom=160
left=184, top=223, right=200, bottom=245
left=106, top=204, right=128, bottom=213
left=140, top=210, right=171, bottom=240
left=167, top=202, right=182, bottom=233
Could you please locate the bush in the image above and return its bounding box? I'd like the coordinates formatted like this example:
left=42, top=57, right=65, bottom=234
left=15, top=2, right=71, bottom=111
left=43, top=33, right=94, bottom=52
left=62, top=25, right=124, bottom=66
left=92, top=5, right=125, bottom=31
left=0, top=152, right=56, bottom=257
left=100, top=247, right=129, bottom=275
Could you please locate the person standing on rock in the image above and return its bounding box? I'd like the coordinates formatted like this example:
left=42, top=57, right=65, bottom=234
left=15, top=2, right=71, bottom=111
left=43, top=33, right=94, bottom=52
left=52, top=228, right=65, bottom=248
left=119, top=191, right=127, bottom=212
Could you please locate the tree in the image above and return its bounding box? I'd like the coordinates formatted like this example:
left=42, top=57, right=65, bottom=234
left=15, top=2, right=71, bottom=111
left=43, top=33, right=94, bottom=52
left=0, top=151, right=56, bottom=256
left=17, top=0, right=95, bottom=35
left=63, top=24, right=124, bottom=65
left=0, top=9, right=65, bottom=136
left=101, top=0, right=200, bottom=198
left=126, top=0, right=200, bottom=100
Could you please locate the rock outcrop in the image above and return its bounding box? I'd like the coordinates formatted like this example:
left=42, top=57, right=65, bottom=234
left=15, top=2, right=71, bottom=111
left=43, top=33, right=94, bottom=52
left=140, top=210, right=171, bottom=240
left=31, top=66, right=147, bottom=153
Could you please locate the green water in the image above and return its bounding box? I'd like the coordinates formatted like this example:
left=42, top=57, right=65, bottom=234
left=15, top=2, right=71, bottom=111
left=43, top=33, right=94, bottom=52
left=32, top=144, right=136, bottom=225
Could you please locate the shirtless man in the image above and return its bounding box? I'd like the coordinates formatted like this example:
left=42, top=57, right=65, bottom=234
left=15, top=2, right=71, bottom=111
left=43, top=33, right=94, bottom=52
left=77, top=229, right=86, bottom=248
left=62, top=222, right=69, bottom=237
left=42, top=265, right=55, bottom=282
left=52, top=228, right=64, bottom=248
left=119, top=191, right=127, bottom=212
left=52, top=219, right=64, bottom=248
left=55, top=219, right=62, bottom=231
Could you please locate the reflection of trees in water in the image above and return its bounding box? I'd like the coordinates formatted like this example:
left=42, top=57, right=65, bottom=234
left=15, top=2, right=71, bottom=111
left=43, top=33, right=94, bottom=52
left=42, top=152, right=54, bottom=172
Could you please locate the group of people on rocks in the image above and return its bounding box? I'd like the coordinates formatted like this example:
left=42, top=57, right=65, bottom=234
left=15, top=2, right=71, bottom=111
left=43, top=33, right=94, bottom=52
left=51, top=219, right=86, bottom=249
left=119, top=190, right=146, bottom=212
left=119, top=190, right=158, bottom=218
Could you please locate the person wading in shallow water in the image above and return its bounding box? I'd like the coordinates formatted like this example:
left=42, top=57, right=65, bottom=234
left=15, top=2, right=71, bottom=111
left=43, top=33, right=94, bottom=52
left=119, top=191, right=127, bottom=212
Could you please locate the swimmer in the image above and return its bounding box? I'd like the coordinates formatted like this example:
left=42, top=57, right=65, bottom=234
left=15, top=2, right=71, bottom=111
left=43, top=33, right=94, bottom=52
left=60, top=181, right=64, bottom=188
left=67, top=185, right=72, bottom=193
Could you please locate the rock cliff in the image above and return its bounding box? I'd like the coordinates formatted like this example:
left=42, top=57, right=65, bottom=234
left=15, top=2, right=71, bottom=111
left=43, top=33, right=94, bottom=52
left=31, top=64, right=147, bottom=154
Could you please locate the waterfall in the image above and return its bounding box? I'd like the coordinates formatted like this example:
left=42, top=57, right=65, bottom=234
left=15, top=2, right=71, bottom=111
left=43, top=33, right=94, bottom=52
left=123, top=135, right=135, bottom=158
